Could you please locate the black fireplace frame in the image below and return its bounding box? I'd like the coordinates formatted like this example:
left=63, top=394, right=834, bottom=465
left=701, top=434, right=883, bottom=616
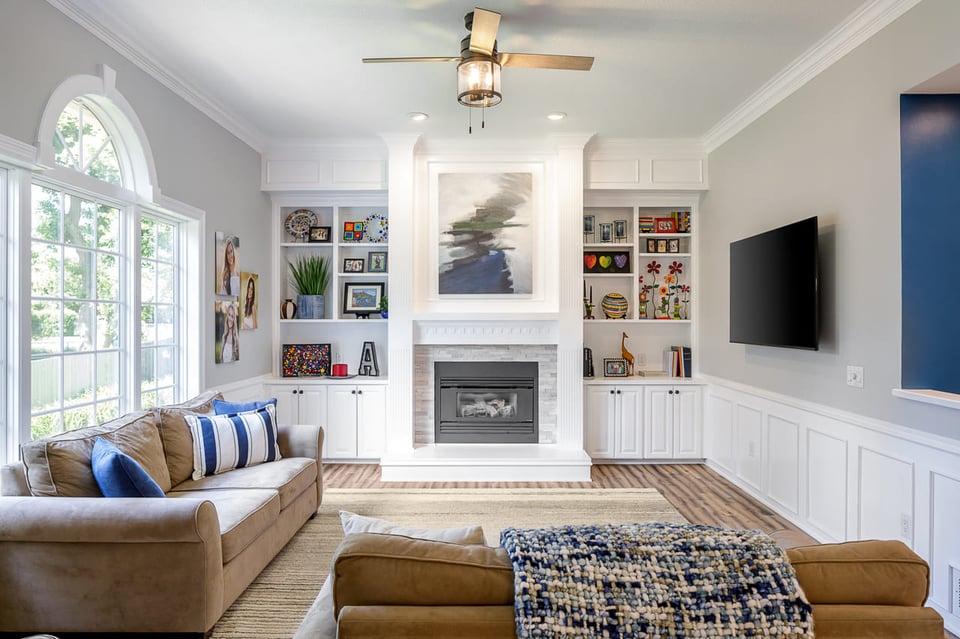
left=434, top=361, right=538, bottom=444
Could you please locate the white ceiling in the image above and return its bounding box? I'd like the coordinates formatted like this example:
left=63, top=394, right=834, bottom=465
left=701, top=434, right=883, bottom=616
left=58, top=0, right=890, bottom=150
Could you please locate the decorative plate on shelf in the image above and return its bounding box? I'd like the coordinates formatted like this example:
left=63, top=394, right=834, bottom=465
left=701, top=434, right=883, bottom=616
left=284, top=209, right=318, bottom=241
left=364, top=213, right=388, bottom=244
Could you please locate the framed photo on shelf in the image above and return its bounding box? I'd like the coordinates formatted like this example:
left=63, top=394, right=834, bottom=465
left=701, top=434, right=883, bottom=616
left=667, top=238, right=681, bottom=253
left=367, top=251, right=387, bottom=273
left=583, top=214, right=595, bottom=240
left=613, top=219, right=627, bottom=241
left=342, top=282, right=384, bottom=318
left=603, top=358, right=628, bottom=377
left=308, top=226, right=331, bottom=243
left=657, top=239, right=668, bottom=253
left=655, top=218, right=677, bottom=233
left=599, top=222, right=613, bottom=243
left=343, top=258, right=365, bottom=273
left=343, top=221, right=365, bottom=242
left=646, top=238, right=659, bottom=253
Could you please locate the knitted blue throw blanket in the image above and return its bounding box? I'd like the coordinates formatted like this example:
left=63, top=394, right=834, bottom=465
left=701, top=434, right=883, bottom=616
left=500, top=523, right=814, bottom=638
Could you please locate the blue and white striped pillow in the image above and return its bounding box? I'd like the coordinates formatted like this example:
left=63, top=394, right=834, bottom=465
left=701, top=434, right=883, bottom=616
left=184, top=404, right=281, bottom=480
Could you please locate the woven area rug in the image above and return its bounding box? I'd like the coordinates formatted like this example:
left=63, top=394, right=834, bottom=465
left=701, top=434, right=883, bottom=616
left=209, top=488, right=685, bottom=639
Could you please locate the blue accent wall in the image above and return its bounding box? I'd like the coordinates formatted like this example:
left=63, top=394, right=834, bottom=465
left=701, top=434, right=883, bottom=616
left=900, top=94, right=960, bottom=394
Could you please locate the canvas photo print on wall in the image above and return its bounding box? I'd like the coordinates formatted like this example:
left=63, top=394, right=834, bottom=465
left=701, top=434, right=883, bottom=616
left=437, top=171, right=533, bottom=295
left=215, top=231, right=241, bottom=296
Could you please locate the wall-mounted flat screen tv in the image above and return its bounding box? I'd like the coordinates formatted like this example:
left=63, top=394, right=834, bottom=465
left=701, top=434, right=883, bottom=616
left=729, top=216, right=819, bottom=350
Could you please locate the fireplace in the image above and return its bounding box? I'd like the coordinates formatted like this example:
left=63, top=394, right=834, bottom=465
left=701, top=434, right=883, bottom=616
left=435, top=361, right=538, bottom=443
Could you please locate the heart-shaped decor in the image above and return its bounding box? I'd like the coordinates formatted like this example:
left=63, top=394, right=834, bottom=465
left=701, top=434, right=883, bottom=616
left=614, top=254, right=628, bottom=269
left=584, top=254, right=597, bottom=269
left=599, top=255, right=612, bottom=269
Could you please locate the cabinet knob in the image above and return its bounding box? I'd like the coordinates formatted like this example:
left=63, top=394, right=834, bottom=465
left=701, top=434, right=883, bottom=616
left=292, top=390, right=298, bottom=395
left=616, top=390, right=621, bottom=394
left=300, top=390, right=305, bottom=395
left=357, top=389, right=363, bottom=395
left=351, top=389, right=356, bottom=395
left=609, top=390, right=615, bottom=395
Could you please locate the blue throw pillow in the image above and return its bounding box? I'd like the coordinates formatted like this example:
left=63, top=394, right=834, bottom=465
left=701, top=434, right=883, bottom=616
left=91, top=437, right=166, bottom=498
left=213, top=397, right=278, bottom=415
left=184, top=404, right=281, bottom=480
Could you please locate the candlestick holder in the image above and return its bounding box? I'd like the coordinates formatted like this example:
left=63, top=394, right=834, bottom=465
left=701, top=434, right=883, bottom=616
left=583, top=299, right=595, bottom=319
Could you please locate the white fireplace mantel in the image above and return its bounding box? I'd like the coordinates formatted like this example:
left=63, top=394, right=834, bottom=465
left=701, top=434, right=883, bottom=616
left=414, top=315, right=560, bottom=345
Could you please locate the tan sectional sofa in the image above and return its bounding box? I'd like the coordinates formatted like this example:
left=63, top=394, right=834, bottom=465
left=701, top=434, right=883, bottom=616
left=329, top=533, right=945, bottom=639
left=0, top=391, right=324, bottom=637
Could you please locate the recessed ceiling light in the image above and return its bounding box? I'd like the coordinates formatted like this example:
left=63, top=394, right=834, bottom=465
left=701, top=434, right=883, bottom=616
left=547, top=112, right=567, bottom=121
left=408, top=112, right=429, bottom=122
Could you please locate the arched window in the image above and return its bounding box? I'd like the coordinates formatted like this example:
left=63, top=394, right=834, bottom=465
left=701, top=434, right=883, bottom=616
left=26, top=67, right=200, bottom=439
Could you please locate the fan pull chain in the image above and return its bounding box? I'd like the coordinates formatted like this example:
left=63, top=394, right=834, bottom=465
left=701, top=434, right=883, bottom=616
left=468, top=108, right=472, bottom=134
left=482, top=105, right=486, bottom=129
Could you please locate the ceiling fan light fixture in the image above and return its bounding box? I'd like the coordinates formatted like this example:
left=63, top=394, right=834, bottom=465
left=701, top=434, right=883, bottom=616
left=457, top=56, right=502, bottom=108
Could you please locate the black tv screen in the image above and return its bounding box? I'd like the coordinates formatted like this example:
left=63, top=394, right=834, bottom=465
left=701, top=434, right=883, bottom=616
left=730, top=216, right=819, bottom=350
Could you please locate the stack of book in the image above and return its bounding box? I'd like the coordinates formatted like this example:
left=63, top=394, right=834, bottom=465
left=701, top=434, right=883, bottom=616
left=664, top=346, right=692, bottom=378
left=669, top=211, right=691, bottom=233
left=638, top=216, right=655, bottom=233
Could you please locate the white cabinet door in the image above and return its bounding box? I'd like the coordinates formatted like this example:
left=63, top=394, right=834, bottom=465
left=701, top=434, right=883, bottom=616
left=644, top=387, right=675, bottom=459
left=615, top=387, right=643, bottom=457
left=584, top=385, right=616, bottom=458
left=326, top=386, right=359, bottom=459
left=356, top=385, right=387, bottom=458
left=673, top=387, right=702, bottom=458
left=265, top=383, right=302, bottom=425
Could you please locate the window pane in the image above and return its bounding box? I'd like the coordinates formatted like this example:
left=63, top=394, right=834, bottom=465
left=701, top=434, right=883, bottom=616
left=156, top=221, right=175, bottom=261
left=96, top=351, right=119, bottom=401
left=31, top=413, right=63, bottom=441
left=157, top=346, right=176, bottom=386
left=141, top=347, right=156, bottom=391
left=31, top=301, right=61, bottom=354
left=64, top=301, right=95, bottom=352
left=97, top=302, right=119, bottom=350
left=31, top=356, right=61, bottom=411
left=97, top=253, right=119, bottom=300
left=141, top=217, right=156, bottom=259
left=63, top=246, right=96, bottom=300
left=141, top=391, right=157, bottom=410
left=156, top=305, right=175, bottom=345
left=141, top=259, right=156, bottom=303
left=157, top=263, right=174, bottom=303
left=89, top=139, right=121, bottom=186
left=96, top=400, right=120, bottom=423
left=31, top=241, right=61, bottom=297
left=64, top=196, right=96, bottom=248
left=63, top=404, right=95, bottom=432
left=63, top=353, right=94, bottom=406
left=54, top=102, right=81, bottom=171
left=32, top=185, right=61, bottom=241
left=98, top=204, right=119, bottom=251
left=157, top=387, right=175, bottom=406
left=141, top=305, right=156, bottom=345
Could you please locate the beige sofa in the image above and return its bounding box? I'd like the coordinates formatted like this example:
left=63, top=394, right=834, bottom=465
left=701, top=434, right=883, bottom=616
left=0, top=391, right=324, bottom=637
left=329, top=533, right=945, bottom=639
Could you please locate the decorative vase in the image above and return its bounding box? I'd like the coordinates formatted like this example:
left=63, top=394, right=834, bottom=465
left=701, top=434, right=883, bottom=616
left=296, top=294, right=325, bottom=319
left=601, top=292, right=629, bottom=319
left=280, top=299, right=297, bottom=319
left=380, top=310, right=388, bottom=319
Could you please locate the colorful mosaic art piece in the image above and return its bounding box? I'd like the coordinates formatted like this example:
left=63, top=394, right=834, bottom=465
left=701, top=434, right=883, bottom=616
left=281, top=343, right=331, bottom=377
left=500, top=522, right=814, bottom=639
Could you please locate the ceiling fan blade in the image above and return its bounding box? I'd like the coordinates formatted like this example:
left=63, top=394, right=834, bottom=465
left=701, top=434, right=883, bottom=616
left=468, top=8, right=501, bottom=56
left=362, top=56, right=460, bottom=64
left=499, top=53, right=594, bottom=71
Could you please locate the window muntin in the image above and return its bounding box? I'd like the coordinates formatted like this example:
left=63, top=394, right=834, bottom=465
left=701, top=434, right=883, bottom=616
left=53, top=99, right=122, bottom=186
left=140, top=213, right=180, bottom=409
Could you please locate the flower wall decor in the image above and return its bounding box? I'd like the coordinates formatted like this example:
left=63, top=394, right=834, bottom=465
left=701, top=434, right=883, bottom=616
left=643, top=259, right=690, bottom=319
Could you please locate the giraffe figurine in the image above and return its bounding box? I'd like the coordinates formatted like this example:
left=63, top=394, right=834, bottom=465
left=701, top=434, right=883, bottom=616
left=621, top=332, right=635, bottom=376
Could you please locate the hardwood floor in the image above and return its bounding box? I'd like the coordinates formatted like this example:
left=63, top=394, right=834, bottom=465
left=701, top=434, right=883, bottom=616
left=322, top=462, right=820, bottom=545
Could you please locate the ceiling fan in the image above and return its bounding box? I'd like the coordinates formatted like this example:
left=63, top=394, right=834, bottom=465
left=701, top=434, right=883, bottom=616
left=362, top=7, right=594, bottom=130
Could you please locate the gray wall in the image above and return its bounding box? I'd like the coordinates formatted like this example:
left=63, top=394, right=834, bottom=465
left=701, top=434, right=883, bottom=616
left=700, top=0, right=960, bottom=441
left=0, top=0, right=272, bottom=390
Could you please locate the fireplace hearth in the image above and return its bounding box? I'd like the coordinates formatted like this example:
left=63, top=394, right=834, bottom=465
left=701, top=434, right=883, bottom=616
left=435, top=361, right=538, bottom=443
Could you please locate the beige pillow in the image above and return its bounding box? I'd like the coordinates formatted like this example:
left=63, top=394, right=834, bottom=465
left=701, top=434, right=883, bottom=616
left=21, top=411, right=170, bottom=496
left=155, top=389, right=222, bottom=486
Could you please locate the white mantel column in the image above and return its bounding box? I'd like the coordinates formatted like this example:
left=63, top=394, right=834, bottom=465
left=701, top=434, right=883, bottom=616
left=381, top=133, right=420, bottom=454
left=554, top=134, right=593, bottom=450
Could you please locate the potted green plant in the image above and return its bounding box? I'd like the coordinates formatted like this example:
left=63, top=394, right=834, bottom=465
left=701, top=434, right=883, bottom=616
left=378, top=294, right=388, bottom=319
left=288, top=254, right=331, bottom=319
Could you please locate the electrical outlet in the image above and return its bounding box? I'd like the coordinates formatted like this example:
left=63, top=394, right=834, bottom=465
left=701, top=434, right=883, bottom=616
left=899, top=513, right=912, bottom=539
left=846, top=365, right=864, bottom=388
left=951, top=565, right=960, bottom=615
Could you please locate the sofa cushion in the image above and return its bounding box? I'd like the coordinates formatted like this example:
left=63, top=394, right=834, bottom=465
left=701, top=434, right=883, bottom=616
left=787, top=540, right=930, bottom=606
left=339, top=511, right=486, bottom=545
left=156, top=389, right=223, bottom=486
left=169, top=456, right=316, bottom=510
left=21, top=410, right=171, bottom=497
left=168, top=488, right=280, bottom=562
left=185, top=405, right=281, bottom=480
left=91, top=437, right=166, bottom=498
left=213, top=397, right=277, bottom=415
left=807, top=604, right=944, bottom=638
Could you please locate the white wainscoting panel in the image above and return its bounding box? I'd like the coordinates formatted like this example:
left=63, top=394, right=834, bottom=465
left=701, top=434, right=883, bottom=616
left=805, top=428, right=847, bottom=541
left=650, top=158, right=704, bottom=185
left=765, top=415, right=800, bottom=515
left=735, top=404, right=762, bottom=490
left=858, top=447, right=914, bottom=543
left=703, top=378, right=960, bottom=635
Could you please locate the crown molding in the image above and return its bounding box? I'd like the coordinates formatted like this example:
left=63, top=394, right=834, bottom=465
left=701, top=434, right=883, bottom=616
left=47, top=0, right=267, bottom=153
left=0, top=134, right=40, bottom=169
left=703, top=0, right=924, bottom=153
